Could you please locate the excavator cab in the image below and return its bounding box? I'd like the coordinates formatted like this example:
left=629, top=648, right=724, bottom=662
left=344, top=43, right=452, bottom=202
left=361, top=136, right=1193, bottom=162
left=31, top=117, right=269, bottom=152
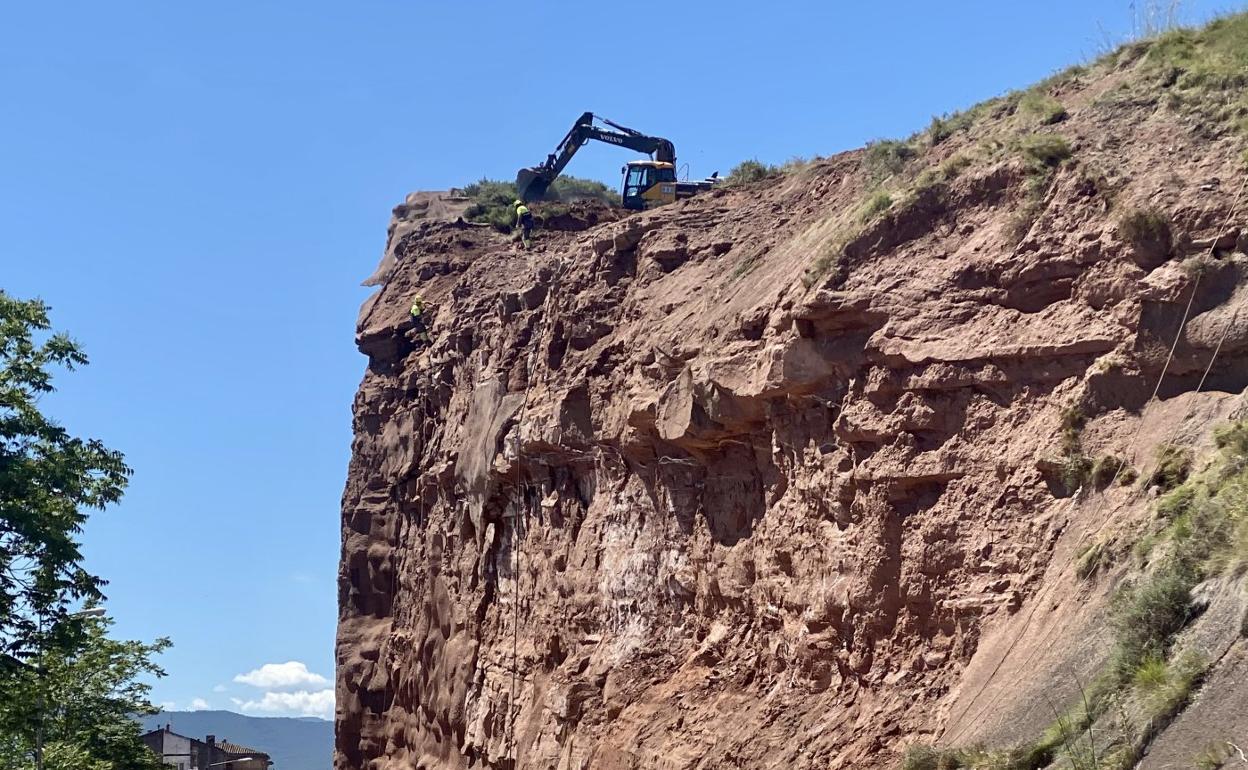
left=620, top=161, right=678, bottom=210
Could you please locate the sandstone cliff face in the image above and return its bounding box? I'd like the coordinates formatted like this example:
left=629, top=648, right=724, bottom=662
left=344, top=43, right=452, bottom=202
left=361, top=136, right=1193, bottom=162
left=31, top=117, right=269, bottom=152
left=337, top=42, right=1248, bottom=769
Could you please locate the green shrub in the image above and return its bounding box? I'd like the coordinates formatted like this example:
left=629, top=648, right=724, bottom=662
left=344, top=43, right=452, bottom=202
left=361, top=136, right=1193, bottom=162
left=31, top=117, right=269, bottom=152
left=899, top=744, right=1019, bottom=770
left=725, top=159, right=779, bottom=185
left=549, top=176, right=617, bottom=203
left=900, top=745, right=951, bottom=770
left=461, top=175, right=618, bottom=230
left=939, top=153, right=974, bottom=178
left=1018, top=91, right=1069, bottom=125
left=1133, top=651, right=1208, bottom=728
left=1060, top=406, right=1085, bottom=452
left=928, top=110, right=979, bottom=145
left=1193, top=742, right=1232, bottom=770
left=1017, top=134, right=1073, bottom=167
left=1110, top=558, right=1197, bottom=678
left=1184, top=254, right=1218, bottom=279
left=461, top=178, right=520, bottom=226
left=1213, top=421, right=1248, bottom=455
left=916, top=154, right=973, bottom=190
left=1006, top=200, right=1044, bottom=245
left=779, top=156, right=814, bottom=175
left=1077, top=542, right=1106, bottom=580
left=1091, top=455, right=1128, bottom=489
left=804, top=245, right=850, bottom=289
left=864, top=140, right=917, bottom=181
left=859, top=190, right=894, bottom=222
left=1062, top=454, right=1095, bottom=492
left=1148, top=445, right=1192, bottom=491
left=1055, top=406, right=1094, bottom=492
left=1131, top=653, right=1171, bottom=690
left=1157, top=485, right=1196, bottom=519
left=1077, top=163, right=1120, bottom=206
left=1119, top=208, right=1173, bottom=255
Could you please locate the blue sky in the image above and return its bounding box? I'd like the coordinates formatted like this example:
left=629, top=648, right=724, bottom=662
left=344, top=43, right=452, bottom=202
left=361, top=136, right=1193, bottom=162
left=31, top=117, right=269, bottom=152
left=1, top=0, right=1233, bottom=718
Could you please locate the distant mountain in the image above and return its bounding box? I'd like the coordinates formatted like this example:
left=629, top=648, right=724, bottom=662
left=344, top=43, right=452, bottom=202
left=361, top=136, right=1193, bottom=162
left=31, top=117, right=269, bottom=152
left=139, top=711, right=331, bottom=770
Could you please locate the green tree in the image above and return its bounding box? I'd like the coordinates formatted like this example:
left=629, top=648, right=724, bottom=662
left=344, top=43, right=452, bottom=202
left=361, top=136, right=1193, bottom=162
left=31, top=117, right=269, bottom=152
left=0, top=292, right=167, bottom=769
left=0, top=293, right=130, bottom=656
left=0, top=615, right=169, bottom=770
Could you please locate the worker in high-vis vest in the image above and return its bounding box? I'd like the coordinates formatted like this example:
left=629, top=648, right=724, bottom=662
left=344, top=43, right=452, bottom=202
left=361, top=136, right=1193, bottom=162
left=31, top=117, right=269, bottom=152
left=514, top=199, right=534, bottom=249
left=410, top=295, right=431, bottom=344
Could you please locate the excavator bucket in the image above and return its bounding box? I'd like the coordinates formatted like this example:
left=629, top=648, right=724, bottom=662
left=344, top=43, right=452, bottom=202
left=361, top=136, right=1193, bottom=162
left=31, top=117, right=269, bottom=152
left=515, top=168, right=550, bottom=202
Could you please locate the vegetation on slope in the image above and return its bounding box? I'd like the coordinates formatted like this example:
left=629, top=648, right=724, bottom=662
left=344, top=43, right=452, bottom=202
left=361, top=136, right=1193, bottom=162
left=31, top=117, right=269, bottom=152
left=460, top=175, right=618, bottom=231
left=802, top=10, right=1248, bottom=287
left=723, top=157, right=815, bottom=185
left=904, top=416, right=1248, bottom=770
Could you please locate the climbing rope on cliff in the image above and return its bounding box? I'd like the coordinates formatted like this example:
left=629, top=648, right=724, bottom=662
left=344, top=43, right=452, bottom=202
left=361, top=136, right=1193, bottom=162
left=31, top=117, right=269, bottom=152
left=1171, top=177, right=1248, bottom=432
left=1107, top=173, right=1248, bottom=489
left=506, top=255, right=572, bottom=765
left=942, top=174, right=1248, bottom=746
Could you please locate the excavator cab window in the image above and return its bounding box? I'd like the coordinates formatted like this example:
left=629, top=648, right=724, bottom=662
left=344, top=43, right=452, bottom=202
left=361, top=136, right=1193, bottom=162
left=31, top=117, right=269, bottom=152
left=624, top=165, right=651, bottom=199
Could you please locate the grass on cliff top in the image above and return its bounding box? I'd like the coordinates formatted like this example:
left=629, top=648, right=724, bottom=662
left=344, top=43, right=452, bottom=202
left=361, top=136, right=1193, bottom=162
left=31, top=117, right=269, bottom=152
left=724, top=156, right=817, bottom=185
left=804, top=10, right=1248, bottom=291
left=460, top=176, right=618, bottom=231
left=1120, top=11, right=1248, bottom=139
left=916, top=10, right=1248, bottom=158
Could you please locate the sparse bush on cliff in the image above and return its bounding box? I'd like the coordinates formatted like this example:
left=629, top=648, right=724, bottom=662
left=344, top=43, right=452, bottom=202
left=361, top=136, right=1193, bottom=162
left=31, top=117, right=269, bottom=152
left=1119, top=207, right=1173, bottom=257
left=915, top=154, right=973, bottom=190
left=927, top=106, right=988, bottom=145
left=1017, top=133, right=1073, bottom=167
left=1005, top=199, right=1045, bottom=245
left=462, top=178, right=522, bottom=231
left=859, top=190, right=894, bottom=222
left=1147, top=444, right=1192, bottom=491
left=550, top=175, right=617, bottom=203
left=725, top=159, right=779, bottom=185
left=864, top=139, right=918, bottom=181
left=1183, top=253, right=1218, bottom=279
left=942, top=418, right=1248, bottom=766
left=1091, top=455, right=1132, bottom=489
left=1018, top=91, right=1068, bottom=125
left=462, top=175, right=618, bottom=231
left=1110, top=559, right=1197, bottom=677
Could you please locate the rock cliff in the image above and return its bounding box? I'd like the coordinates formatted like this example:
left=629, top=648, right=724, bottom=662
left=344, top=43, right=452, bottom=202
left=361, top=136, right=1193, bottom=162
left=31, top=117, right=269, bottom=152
left=338, top=20, right=1248, bottom=770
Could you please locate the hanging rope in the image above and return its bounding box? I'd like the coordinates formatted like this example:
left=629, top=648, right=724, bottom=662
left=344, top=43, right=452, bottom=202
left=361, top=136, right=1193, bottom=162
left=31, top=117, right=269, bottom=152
left=1170, top=175, right=1248, bottom=428
left=506, top=255, right=571, bottom=766
left=943, top=175, right=1248, bottom=745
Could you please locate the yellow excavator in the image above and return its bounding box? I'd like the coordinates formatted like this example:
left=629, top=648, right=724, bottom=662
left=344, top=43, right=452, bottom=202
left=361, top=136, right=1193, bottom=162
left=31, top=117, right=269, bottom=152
left=515, top=112, right=717, bottom=210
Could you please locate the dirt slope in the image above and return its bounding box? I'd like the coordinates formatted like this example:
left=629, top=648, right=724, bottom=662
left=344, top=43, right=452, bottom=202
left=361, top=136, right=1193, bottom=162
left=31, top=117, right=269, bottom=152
left=337, top=19, right=1248, bottom=770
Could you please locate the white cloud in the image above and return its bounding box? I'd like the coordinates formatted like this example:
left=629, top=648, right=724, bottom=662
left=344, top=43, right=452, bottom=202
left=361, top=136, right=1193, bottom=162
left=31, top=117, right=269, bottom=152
left=189, top=698, right=210, bottom=710
left=159, top=701, right=176, bottom=712
left=233, top=661, right=329, bottom=690
left=234, top=689, right=334, bottom=719
left=212, top=684, right=228, bottom=693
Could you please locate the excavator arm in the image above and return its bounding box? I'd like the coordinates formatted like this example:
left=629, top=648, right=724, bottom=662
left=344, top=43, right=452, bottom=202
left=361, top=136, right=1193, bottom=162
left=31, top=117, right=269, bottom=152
left=516, top=112, right=676, bottom=201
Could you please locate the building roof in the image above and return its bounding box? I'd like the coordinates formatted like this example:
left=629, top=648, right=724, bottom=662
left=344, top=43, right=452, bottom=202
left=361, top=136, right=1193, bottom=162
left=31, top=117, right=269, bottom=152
left=217, top=740, right=269, bottom=757
left=143, top=725, right=198, bottom=743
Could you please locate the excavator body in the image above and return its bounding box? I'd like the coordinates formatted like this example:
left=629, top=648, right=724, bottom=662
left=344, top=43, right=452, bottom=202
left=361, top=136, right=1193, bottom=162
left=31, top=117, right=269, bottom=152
left=622, top=161, right=678, bottom=209
left=621, top=161, right=716, bottom=210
